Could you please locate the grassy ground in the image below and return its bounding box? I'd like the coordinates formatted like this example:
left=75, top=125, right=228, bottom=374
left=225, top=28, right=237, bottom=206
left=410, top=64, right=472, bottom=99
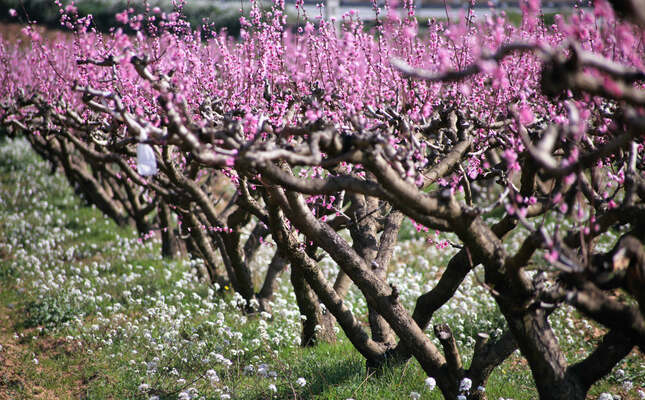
left=0, top=137, right=643, bottom=399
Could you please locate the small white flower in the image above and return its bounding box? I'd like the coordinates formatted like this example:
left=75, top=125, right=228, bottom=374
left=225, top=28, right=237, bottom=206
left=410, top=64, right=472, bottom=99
left=268, top=384, right=277, bottom=393
left=138, top=383, right=150, bottom=392
left=457, top=396, right=467, bottom=400
left=257, top=364, right=270, bottom=377
left=33, top=358, right=39, bottom=365
left=178, top=392, right=190, bottom=400
left=459, top=377, right=472, bottom=392
left=296, top=377, right=307, bottom=387
left=220, top=395, right=230, bottom=400
left=410, top=392, right=421, bottom=400
left=598, top=393, right=613, bottom=400
left=615, top=369, right=625, bottom=378
left=638, top=389, right=645, bottom=400
left=622, top=381, right=633, bottom=391
left=206, top=369, right=219, bottom=384
left=424, top=377, right=436, bottom=391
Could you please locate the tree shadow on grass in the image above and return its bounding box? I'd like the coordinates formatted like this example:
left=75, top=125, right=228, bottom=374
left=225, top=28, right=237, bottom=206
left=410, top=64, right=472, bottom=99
left=246, top=342, right=367, bottom=400
left=304, top=357, right=366, bottom=398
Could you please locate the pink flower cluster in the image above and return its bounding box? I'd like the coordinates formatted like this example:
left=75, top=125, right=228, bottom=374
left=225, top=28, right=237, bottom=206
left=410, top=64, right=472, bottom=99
left=0, top=0, right=640, bottom=238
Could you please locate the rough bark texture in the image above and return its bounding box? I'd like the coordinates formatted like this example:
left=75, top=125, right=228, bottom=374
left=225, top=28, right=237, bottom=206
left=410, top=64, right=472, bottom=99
left=291, top=260, right=336, bottom=346
left=257, top=253, right=289, bottom=313
left=159, top=200, right=182, bottom=259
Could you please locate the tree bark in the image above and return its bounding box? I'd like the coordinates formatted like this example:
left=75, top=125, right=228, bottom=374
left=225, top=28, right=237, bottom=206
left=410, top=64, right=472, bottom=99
left=257, top=253, right=289, bottom=313
left=291, top=259, right=336, bottom=345
left=159, top=200, right=181, bottom=258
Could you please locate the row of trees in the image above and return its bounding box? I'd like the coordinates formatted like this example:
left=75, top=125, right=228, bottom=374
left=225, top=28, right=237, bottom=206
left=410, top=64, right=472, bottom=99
left=1, top=0, right=644, bottom=398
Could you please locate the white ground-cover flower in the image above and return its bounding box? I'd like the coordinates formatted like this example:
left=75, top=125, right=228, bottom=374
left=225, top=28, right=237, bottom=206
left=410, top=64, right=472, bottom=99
left=296, top=377, right=307, bottom=387
left=459, top=377, right=472, bottom=392
left=178, top=391, right=190, bottom=400
left=206, top=369, right=219, bottom=384
left=138, top=383, right=150, bottom=392
left=409, top=392, right=420, bottom=400
left=598, top=393, right=613, bottom=400
left=257, top=363, right=270, bottom=377
left=424, top=377, right=436, bottom=391
left=268, top=384, right=277, bottom=393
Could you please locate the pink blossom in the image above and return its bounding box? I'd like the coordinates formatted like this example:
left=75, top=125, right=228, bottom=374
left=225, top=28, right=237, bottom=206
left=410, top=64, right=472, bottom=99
left=403, top=25, right=417, bottom=38
left=21, top=27, right=41, bottom=42
left=305, top=109, right=320, bottom=122
left=518, top=105, right=534, bottom=125
left=564, top=174, right=576, bottom=185
left=115, top=10, right=129, bottom=24
left=545, top=249, right=559, bottom=263
left=503, top=149, right=520, bottom=171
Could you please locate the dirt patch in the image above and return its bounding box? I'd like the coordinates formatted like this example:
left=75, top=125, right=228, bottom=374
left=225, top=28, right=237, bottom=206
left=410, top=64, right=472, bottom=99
left=0, top=309, right=36, bottom=399
left=0, top=305, right=89, bottom=400
left=36, top=336, right=81, bottom=358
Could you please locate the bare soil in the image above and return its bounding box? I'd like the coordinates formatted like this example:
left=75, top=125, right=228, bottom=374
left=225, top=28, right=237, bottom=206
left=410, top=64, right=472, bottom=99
left=0, top=305, right=87, bottom=400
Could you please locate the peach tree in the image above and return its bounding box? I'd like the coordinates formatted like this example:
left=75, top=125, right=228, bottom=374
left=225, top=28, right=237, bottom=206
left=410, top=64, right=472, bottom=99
left=1, top=0, right=644, bottom=398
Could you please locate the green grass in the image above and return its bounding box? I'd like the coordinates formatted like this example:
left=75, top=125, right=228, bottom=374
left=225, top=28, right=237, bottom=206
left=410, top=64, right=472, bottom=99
left=0, top=137, right=642, bottom=399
